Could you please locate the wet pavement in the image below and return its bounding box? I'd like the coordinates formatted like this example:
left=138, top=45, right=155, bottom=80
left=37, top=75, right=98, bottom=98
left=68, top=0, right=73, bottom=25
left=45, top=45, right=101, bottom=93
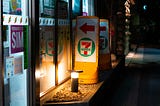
left=105, top=47, right=160, bottom=106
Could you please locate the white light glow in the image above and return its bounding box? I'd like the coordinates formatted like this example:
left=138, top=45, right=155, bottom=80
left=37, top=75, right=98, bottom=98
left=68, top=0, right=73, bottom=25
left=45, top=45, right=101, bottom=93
left=71, top=72, right=79, bottom=78
left=58, top=62, right=68, bottom=83
left=35, top=70, right=41, bottom=78
left=126, top=52, right=135, bottom=58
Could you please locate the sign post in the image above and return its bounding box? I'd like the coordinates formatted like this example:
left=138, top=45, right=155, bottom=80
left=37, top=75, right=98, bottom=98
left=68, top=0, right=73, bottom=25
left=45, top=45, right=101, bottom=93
left=74, top=16, right=99, bottom=84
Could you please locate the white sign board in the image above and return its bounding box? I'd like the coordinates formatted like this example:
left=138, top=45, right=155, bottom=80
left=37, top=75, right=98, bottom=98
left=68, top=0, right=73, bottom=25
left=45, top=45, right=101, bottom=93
left=75, top=16, right=99, bottom=62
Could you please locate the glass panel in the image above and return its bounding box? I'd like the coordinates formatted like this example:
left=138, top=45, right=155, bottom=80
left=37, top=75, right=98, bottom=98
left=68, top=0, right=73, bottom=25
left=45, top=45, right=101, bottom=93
left=39, top=0, right=56, bottom=96
left=57, top=0, right=71, bottom=84
left=38, top=0, right=72, bottom=96
left=82, top=0, right=95, bottom=16
left=82, top=0, right=88, bottom=16
left=72, top=0, right=81, bottom=18
left=2, top=0, right=29, bottom=106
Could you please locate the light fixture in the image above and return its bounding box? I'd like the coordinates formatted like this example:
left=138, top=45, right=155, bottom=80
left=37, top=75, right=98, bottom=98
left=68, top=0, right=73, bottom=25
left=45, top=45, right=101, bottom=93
left=70, top=70, right=83, bottom=92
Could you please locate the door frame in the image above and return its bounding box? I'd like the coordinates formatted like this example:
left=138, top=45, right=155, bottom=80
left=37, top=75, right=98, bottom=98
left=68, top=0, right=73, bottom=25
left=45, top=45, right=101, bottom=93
left=0, top=0, right=3, bottom=105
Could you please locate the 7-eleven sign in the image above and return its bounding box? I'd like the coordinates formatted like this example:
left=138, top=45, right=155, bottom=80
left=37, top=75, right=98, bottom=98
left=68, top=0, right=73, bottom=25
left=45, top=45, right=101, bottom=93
left=78, top=38, right=95, bottom=57
left=75, top=16, right=99, bottom=62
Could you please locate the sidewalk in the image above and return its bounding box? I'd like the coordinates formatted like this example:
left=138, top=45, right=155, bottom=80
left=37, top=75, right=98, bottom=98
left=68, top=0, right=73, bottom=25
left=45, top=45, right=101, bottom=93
left=109, top=47, right=160, bottom=106
left=125, top=47, right=144, bottom=66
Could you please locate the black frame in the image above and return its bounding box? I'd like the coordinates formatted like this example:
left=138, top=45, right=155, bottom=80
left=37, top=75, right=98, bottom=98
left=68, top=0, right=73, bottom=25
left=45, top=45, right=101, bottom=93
left=30, top=0, right=40, bottom=105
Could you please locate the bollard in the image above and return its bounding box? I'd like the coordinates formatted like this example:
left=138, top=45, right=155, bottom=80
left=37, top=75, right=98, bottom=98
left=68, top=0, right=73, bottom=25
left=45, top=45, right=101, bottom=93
left=70, top=70, right=83, bottom=92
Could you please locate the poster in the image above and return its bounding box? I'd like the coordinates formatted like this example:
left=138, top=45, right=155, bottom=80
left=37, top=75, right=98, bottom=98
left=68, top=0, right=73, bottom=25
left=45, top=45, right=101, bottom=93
left=14, top=56, right=23, bottom=74
left=5, top=56, right=23, bottom=78
left=11, top=25, right=23, bottom=54
left=5, top=57, right=14, bottom=78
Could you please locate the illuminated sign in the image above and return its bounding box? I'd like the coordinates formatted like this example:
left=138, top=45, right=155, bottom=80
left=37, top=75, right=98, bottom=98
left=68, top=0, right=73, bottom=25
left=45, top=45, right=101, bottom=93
left=99, top=19, right=111, bottom=70
left=78, top=38, right=95, bottom=57
left=75, top=16, right=99, bottom=62
left=99, top=36, right=107, bottom=50
left=99, top=20, right=109, bottom=54
left=74, top=16, right=99, bottom=84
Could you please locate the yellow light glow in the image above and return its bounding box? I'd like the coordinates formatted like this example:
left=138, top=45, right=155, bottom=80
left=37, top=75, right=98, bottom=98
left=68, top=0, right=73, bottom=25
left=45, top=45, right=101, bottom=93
left=39, top=62, right=56, bottom=97
left=35, top=70, right=41, bottom=78
left=71, top=72, right=79, bottom=78
left=58, top=62, right=68, bottom=83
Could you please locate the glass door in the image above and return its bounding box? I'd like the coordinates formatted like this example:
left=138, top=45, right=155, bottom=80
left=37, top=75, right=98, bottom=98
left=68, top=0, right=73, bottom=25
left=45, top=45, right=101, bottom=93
left=38, top=0, right=71, bottom=98
left=39, top=0, right=56, bottom=97
left=56, top=0, right=71, bottom=84
left=2, top=0, right=30, bottom=105
left=0, top=0, right=3, bottom=105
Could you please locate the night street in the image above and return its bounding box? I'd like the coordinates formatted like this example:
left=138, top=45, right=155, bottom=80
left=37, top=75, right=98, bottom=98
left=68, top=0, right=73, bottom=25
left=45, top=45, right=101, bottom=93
left=103, top=47, right=160, bottom=106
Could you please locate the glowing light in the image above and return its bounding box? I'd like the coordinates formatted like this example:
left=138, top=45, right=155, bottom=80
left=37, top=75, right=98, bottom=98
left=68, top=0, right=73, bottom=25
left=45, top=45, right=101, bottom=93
left=71, top=71, right=79, bottom=92
left=35, top=70, right=41, bottom=78
left=71, top=72, right=79, bottom=78
left=126, top=52, right=135, bottom=58
left=143, top=5, right=147, bottom=10
left=58, top=63, right=67, bottom=83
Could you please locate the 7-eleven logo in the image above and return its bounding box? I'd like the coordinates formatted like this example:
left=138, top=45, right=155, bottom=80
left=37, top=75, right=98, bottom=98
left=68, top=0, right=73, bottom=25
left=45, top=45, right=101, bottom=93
left=99, top=36, right=107, bottom=50
left=78, top=38, right=95, bottom=57
left=46, top=40, right=55, bottom=56
left=46, top=39, right=63, bottom=56
left=81, top=41, right=92, bottom=55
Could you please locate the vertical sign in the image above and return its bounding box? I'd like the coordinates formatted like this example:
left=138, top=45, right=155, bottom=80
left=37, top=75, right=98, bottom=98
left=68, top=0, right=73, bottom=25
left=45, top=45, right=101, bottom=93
left=75, top=16, right=98, bottom=62
left=74, top=16, right=99, bottom=84
left=99, top=19, right=109, bottom=54
left=11, top=25, right=23, bottom=54
left=99, top=19, right=111, bottom=70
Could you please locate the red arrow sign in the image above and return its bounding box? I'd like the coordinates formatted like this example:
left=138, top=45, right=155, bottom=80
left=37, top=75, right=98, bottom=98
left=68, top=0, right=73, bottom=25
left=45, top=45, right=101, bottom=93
left=80, top=23, right=95, bottom=34
left=100, top=26, right=106, bottom=31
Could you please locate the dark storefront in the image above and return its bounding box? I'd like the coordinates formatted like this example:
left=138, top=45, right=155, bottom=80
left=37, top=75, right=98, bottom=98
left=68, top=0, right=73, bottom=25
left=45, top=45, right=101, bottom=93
left=0, top=0, right=137, bottom=105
